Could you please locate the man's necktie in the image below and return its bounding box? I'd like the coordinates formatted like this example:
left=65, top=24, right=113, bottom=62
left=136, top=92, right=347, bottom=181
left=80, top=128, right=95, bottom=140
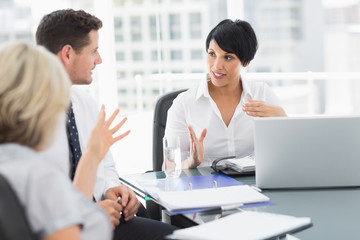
left=66, top=102, right=82, bottom=180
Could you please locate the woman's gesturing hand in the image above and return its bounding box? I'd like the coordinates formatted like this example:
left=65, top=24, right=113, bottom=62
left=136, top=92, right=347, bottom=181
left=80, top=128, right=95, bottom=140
left=87, top=105, right=130, bottom=162
left=243, top=98, right=286, bottom=117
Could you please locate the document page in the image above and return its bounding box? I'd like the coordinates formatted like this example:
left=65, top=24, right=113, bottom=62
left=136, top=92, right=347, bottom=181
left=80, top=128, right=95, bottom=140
left=156, top=185, right=269, bottom=211
left=171, top=211, right=312, bottom=240
left=216, top=155, right=255, bottom=174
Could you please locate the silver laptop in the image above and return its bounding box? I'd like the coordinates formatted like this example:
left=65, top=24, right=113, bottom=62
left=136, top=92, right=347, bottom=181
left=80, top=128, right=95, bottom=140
left=254, top=116, right=360, bottom=189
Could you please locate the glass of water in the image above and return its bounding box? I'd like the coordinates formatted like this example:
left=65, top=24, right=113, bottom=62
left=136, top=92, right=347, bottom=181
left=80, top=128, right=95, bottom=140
left=163, top=136, right=182, bottom=177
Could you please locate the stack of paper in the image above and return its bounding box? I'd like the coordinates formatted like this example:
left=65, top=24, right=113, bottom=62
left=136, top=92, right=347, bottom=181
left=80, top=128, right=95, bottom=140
left=216, top=155, right=256, bottom=174
left=223, top=156, right=255, bottom=173
left=171, top=211, right=312, bottom=240
left=156, top=185, right=269, bottom=212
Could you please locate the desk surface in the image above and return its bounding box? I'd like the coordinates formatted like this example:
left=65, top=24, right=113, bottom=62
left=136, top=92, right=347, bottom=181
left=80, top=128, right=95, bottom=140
left=119, top=167, right=360, bottom=239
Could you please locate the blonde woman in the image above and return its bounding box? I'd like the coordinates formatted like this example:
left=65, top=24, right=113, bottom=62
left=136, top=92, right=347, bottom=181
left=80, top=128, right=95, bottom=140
left=0, top=42, right=127, bottom=239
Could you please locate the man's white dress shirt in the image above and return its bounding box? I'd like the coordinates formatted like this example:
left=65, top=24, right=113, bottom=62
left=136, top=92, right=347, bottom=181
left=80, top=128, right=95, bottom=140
left=165, top=76, right=281, bottom=167
left=40, top=87, right=121, bottom=201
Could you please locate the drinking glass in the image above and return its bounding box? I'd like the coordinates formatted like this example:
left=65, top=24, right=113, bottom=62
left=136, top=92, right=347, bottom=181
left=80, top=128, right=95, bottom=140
left=163, top=136, right=182, bottom=177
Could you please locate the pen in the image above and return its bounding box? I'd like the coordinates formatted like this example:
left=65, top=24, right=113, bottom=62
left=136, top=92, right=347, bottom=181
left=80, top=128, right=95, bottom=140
left=117, top=196, right=125, bottom=223
left=251, top=186, right=262, bottom=192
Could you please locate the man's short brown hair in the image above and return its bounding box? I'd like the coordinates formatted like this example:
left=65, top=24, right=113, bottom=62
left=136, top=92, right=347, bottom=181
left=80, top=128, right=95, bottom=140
left=36, top=9, right=102, bottom=54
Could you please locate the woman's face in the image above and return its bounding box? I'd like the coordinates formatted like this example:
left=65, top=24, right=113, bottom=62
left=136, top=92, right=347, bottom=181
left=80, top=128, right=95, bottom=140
left=206, top=39, right=244, bottom=88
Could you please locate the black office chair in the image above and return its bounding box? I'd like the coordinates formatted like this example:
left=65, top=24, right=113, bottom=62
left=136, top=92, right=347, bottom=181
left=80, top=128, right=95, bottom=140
left=0, top=174, right=37, bottom=240
left=152, top=89, right=187, bottom=171
left=146, top=89, right=187, bottom=220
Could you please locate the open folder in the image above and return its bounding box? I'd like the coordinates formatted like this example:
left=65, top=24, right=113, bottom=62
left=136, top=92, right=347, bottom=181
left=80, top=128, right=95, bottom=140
left=170, top=211, right=312, bottom=240
left=156, top=185, right=269, bottom=212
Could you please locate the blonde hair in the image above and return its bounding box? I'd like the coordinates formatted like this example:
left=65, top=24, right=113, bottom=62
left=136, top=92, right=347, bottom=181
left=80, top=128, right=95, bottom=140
left=0, top=42, right=71, bottom=149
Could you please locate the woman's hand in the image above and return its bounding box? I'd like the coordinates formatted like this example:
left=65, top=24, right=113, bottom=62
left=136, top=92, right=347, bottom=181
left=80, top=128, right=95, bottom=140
left=86, top=105, right=130, bottom=162
left=185, top=126, right=207, bottom=169
left=242, top=98, right=286, bottom=117
left=74, top=105, right=130, bottom=199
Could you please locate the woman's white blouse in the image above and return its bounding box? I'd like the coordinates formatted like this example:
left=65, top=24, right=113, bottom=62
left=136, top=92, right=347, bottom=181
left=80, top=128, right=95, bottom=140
left=165, top=76, right=281, bottom=167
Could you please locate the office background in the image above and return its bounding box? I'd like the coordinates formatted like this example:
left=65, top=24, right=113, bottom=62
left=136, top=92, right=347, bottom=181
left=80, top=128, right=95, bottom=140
left=1, top=0, right=360, bottom=174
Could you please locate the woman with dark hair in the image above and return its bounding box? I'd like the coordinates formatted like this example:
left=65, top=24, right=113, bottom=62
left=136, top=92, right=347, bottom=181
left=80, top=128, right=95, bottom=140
left=164, top=19, right=286, bottom=169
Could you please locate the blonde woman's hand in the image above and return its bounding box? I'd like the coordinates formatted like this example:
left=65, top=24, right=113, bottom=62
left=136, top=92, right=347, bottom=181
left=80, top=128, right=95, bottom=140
left=86, top=105, right=130, bottom=162
left=242, top=98, right=286, bottom=117
left=186, top=126, right=207, bottom=169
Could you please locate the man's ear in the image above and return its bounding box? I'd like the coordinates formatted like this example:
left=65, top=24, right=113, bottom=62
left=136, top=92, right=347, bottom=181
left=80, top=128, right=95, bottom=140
left=57, top=45, right=73, bottom=66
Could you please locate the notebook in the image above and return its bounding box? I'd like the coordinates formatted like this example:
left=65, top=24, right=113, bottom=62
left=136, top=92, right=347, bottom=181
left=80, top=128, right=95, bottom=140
left=170, top=210, right=312, bottom=240
left=254, top=116, right=360, bottom=189
left=156, top=185, right=269, bottom=212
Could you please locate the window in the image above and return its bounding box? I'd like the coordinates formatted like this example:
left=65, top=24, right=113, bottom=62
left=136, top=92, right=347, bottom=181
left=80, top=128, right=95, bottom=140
left=114, top=17, right=124, bottom=42
left=115, top=33, right=124, bottom=42
left=133, top=70, right=144, bottom=76
left=117, top=88, right=127, bottom=94
left=189, top=12, right=202, bottom=39
left=151, top=50, right=157, bottom=61
left=152, top=88, right=160, bottom=94
left=116, top=71, right=126, bottom=79
left=191, top=49, right=203, bottom=60
left=290, top=7, right=301, bottom=20
left=131, top=16, right=142, bottom=41
left=149, top=15, right=157, bottom=41
left=291, top=26, right=302, bottom=40
left=116, top=51, right=125, bottom=61
left=13, top=0, right=359, bottom=175
left=132, top=51, right=143, bottom=61
left=169, top=14, right=181, bottom=40
left=151, top=50, right=163, bottom=61
left=170, top=50, right=182, bottom=60
left=114, top=17, right=123, bottom=28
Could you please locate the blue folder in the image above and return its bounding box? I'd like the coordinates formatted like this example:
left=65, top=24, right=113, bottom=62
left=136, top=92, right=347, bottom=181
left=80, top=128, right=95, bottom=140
left=137, top=174, right=273, bottom=215
left=137, top=174, right=243, bottom=194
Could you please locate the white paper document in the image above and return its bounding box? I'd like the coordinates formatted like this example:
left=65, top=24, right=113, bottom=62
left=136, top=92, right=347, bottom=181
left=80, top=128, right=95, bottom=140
left=215, top=155, right=255, bottom=174
left=224, top=156, right=255, bottom=172
left=156, top=185, right=269, bottom=211
left=171, top=211, right=312, bottom=240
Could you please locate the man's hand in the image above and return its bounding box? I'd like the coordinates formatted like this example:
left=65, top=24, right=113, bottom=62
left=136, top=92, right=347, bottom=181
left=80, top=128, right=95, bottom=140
left=105, top=185, right=140, bottom=221
left=97, top=199, right=122, bottom=229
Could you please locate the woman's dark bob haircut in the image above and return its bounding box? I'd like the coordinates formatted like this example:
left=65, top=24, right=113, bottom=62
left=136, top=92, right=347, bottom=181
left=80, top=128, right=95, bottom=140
left=206, top=19, right=258, bottom=66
